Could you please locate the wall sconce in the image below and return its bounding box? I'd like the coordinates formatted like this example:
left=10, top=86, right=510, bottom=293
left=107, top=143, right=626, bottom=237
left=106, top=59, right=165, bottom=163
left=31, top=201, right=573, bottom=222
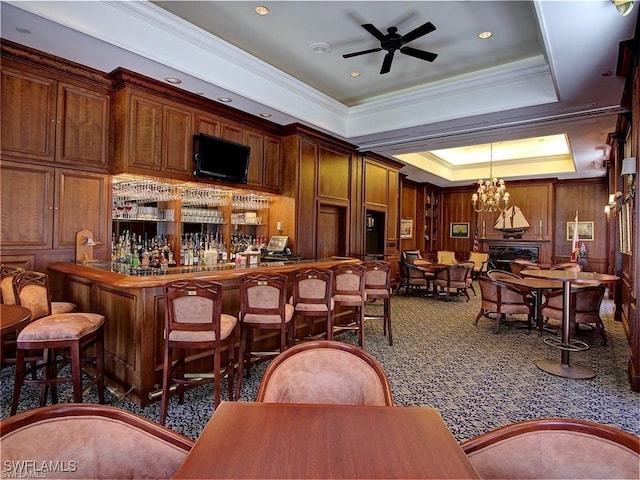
left=612, top=0, right=634, bottom=16
left=621, top=156, right=636, bottom=201
left=605, top=192, right=623, bottom=219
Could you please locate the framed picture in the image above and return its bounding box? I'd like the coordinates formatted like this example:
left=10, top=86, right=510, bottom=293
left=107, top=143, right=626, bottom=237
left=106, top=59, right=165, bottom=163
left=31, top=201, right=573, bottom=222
left=450, top=222, right=469, bottom=238
left=566, top=221, right=594, bottom=241
left=400, top=218, right=414, bottom=239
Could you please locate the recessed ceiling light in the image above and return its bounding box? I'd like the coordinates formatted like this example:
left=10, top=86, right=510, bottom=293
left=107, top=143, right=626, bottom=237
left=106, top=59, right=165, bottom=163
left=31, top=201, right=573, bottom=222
left=164, top=77, right=182, bottom=85
left=255, top=6, right=269, bottom=15
left=217, top=97, right=232, bottom=103
left=16, top=27, right=31, bottom=35
left=478, top=31, right=493, bottom=40
left=259, top=112, right=272, bottom=118
left=350, top=71, right=361, bottom=77
left=309, top=42, right=331, bottom=55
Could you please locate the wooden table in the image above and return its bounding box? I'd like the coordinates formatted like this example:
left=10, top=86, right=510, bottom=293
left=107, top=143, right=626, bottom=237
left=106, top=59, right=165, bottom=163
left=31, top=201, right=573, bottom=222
left=493, top=276, right=562, bottom=333
left=521, top=270, right=619, bottom=379
left=174, top=402, right=480, bottom=479
left=1, top=304, right=31, bottom=363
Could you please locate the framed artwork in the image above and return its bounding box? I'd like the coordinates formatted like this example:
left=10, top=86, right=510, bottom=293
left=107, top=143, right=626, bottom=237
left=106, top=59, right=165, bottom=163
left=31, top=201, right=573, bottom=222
left=450, top=222, right=469, bottom=238
left=566, top=221, right=594, bottom=241
left=400, top=218, right=413, bottom=239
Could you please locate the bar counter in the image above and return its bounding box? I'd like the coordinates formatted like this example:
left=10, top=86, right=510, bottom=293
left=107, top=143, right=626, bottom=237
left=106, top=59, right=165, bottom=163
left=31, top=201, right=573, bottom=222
left=49, top=257, right=358, bottom=406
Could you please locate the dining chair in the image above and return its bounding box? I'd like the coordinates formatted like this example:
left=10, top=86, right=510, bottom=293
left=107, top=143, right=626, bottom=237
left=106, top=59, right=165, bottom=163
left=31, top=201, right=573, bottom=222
left=433, top=263, right=473, bottom=301
left=540, top=284, right=607, bottom=345
left=10, top=271, right=105, bottom=415
left=255, top=340, right=393, bottom=406
left=289, top=267, right=334, bottom=342
left=1, top=404, right=194, bottom=479
left=510, top=258, right=540, bottom=275
left=461, top=418, right=640, bottom=479
left=475, top=276, right=532, bottom=333
left=160, top=279, right=238, bottom=425
left=549, top=261, right=583, bottom=271
left=437, top=250, right=458, bottom=266
left=331, top=263, right=367, bottom=348
left=467, top=251, right=489, bottom=279
left=363, top=260, right=393, bottom=346
left=396, top=259, right=433, bottom=296
left=238, top=272, right=294, bottom=385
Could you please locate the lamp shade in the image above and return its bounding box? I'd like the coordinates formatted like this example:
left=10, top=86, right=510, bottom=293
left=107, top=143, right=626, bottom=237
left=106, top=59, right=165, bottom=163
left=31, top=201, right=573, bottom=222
left=613, top=0, right=634, bottom=16
left=621, top=157, right=636, bottom=176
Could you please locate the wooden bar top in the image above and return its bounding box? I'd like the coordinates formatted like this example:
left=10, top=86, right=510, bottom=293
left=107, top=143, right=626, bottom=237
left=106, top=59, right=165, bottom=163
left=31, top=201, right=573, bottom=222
left=175, top=402, right=480, bottom=479
left=49, top=257, right=359, bottom=288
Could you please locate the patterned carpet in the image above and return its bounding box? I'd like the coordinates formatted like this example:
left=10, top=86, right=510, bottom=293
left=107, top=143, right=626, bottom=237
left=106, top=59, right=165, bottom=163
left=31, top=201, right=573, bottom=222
left=2, top=282, right=639, bottom=443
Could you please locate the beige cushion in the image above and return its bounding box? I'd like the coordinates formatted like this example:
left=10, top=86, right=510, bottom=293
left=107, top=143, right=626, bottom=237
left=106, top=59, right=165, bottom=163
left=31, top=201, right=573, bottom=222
left=259, top=348, right=389, bottom=406
left=51, top=301, right=77, bottom=315
left=1, top=415, right=190, bottom=479
left=168, top=313, right=237, bottom=342
left=437, top=251, right=457, bottom=265
left=17, top=313, right=104, bottom=342
left=242, top=304, right=294, bottom=325
left=291, top=298, right=335, bottom=312
left=466, top=429, right=640, bottom=479
left=468, top=252, right=489, bottom=272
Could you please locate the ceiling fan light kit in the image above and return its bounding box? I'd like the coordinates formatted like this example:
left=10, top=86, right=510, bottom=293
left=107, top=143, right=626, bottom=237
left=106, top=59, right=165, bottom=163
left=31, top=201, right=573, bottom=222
left=343, top=21, right=438, bottom=74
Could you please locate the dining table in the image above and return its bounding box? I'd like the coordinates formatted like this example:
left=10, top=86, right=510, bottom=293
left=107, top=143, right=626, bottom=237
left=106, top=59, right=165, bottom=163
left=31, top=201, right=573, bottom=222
left=521, top=269, right=619, bottom=379
left=0, top=304, right=31, bottom=362
left=174, top=401, right=480, bottom=479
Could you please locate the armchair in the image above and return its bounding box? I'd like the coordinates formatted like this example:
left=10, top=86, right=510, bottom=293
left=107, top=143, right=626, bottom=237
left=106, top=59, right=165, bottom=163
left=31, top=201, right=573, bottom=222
left=468, top=251, right=489, bottom=279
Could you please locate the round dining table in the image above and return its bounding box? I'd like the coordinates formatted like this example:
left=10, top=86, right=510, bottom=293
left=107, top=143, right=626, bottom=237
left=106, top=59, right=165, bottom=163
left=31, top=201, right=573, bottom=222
left=521, top=269, right=619, bottom=379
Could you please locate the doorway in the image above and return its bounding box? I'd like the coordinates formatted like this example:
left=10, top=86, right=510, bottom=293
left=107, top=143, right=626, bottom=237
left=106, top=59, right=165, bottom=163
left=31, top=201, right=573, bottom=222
left=317, top=204, right=346, bottom=258
left=365, top=210, right=385, bottom=257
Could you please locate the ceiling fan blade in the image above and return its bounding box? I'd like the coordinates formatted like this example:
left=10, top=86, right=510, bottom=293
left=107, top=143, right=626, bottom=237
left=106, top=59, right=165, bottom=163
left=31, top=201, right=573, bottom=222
left=400, top=46, right=438, bottom=62
left=361, top=23, right=387, bottom=41
left=399, top=21, right=436, bottom=44
left=380, top=52, right=394, bottom=74
left=342, top=47, right=383, bottom=59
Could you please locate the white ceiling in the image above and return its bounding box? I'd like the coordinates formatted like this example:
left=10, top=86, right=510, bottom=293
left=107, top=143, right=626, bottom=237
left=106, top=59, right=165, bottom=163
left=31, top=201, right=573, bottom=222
left=2, top=1, right=637, bottom=187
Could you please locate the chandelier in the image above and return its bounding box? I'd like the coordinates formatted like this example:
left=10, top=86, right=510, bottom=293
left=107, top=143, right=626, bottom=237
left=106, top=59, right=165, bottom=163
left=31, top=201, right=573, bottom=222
left=471, top=144, right=510, bottom=213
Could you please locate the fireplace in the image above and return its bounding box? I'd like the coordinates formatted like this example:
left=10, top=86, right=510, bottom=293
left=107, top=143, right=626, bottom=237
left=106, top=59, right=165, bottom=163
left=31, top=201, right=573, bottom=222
left=488, top=245, right=538, bottom=271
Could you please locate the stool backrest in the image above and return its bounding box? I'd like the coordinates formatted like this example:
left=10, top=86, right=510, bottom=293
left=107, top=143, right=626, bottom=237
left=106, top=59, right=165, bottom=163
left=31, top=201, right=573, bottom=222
left=291, top=268, right=334, bottom=307
left=0, top=265, right=24, bottom=305
left=240, top=272, right=288, bottom=317
left=364, top=261, right=391, bottom=291
left=163, top=280, right=223, bottom=339
left=12, top=271, right=52, bottom=320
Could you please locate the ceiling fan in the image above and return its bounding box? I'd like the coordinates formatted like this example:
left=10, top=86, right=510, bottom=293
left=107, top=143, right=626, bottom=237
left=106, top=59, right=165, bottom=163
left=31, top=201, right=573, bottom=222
left=343, top=22, right=438, bottom=74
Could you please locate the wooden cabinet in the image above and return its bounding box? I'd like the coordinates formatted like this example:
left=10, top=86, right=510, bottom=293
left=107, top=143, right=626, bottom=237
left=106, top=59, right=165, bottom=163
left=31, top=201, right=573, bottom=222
left=0, top=66, right=110, bottom=171
left=1, top=161, right=109, bottom=250
left=113, top=88, right=194, bottom=180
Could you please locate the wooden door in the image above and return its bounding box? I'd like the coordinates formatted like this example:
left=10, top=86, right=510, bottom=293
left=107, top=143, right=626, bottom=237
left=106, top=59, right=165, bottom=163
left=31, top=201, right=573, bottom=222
left=54, top=168, right=109, bottom=249
left=162, top=103, right=193, bottom=177
left=0, top=66, right=56, bottom=163
left=0, top=161, right=54, bottom=249
left=56, top=82, right=110, bottom=171
left=317, top=204, right=345, bottom=258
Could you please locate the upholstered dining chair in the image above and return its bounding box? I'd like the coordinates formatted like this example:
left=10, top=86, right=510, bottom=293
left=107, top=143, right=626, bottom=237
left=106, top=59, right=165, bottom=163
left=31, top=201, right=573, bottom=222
left=461, top=418, right=640, bottom=479
left=467, top=251, right=489, bottom=279
left=540, top=284, right=607, bottom=345
left=437, top=250, right=458, bottom=266
left=363, top=260, right=393, bottom=346
left=433, top=263, right=473, bottom=301
left=510, top=258, right=540, bottom=276
left=549, top=261, right=583, bottom=271
left=255, top=340, right=393, bottom=406
left=238, top=272, right=295, bottom=384
left=476, top=276, right=532, bottom=333
left=289, top=267, right=334, bottom=342
left=160, top=279, right=237, bottom=425
left=1, top=404, right=194, bottom=480
left=331, top=263, right=367, bottom=348
left=10, top=271, right=105, bottom=415
left=396, top=258, right=433, bottom=296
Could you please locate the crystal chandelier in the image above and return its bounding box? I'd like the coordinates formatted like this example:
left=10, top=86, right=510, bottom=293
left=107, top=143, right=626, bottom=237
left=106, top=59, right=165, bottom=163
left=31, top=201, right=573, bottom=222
left=471, top=144, right=510, bottom=213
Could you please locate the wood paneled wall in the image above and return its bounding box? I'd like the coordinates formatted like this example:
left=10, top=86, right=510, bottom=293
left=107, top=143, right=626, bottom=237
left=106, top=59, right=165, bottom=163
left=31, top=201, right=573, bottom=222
left=400, top=183, right=418, bottom=251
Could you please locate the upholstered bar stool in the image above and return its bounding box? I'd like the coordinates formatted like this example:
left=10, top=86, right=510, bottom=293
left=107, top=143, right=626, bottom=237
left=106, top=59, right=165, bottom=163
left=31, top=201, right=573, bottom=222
left=160, top=279, right=237, bottom=425
left=10, top=271, right=105, bottom=415
left=238, top=273, right=294, bottom=381
left=1, top=265, right=76, bottom=314
left=331, top=263, right=367, bottom=348
left=363, top=260, right=393, bottom=346
left=289, top=267, right=334, bottom=341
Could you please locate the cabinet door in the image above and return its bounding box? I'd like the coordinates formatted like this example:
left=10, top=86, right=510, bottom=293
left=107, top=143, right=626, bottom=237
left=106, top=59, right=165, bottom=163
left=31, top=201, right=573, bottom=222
left=54, top=169, right=109, bottom=249
left=221, top=123, right=243, bottom=143
left=245, top=131, right=264, bottom=187
left=162, top=103, right=193, bottom=177
left=194, top=113, right=221, bottom=137
left=264, top=136, right=281, bottom=190
left=0, top=161, right=54, bottom=249
left=127, top=92, right=162, bottom=171
left=0, top=67, right=56, bottom=163
left=56, top=82, right=110, bottom=171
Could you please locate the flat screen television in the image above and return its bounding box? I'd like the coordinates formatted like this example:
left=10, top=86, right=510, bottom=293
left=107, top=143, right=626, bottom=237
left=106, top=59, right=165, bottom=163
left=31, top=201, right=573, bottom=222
left=193, top=133, right=250, bottom=184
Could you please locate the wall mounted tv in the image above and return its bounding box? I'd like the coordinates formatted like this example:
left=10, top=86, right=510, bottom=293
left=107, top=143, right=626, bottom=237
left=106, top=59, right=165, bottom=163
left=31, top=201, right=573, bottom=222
left=193, top=133, right=250, bottom=184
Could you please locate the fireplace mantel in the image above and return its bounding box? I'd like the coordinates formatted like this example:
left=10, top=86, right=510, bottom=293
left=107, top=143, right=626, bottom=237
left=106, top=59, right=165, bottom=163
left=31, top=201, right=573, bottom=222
left=480, top=239, right=550, bottom=271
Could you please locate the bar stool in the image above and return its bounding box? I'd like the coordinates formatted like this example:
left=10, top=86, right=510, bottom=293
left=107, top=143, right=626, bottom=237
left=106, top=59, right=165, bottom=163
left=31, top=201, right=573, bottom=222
left=331, top=263, right=367, bottom=349
left=1, top=264, right=76, bottom=314
left=237, top=273, right=294, bottom=394
left=160, top=279, right=237, bottom=425
left=289, top=267, right=334, bottom=342
left=10, top=271, right=105, bottom=415
left=364, top=260, right=393, bottom=346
